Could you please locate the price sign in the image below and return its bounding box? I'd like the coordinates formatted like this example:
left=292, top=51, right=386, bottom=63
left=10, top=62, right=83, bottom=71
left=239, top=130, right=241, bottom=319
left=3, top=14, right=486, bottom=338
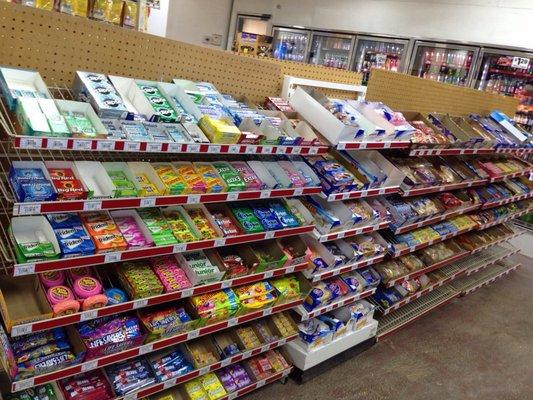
left=512, top=56, right=530, bottom=69
left=147, top=142, right=162, bottom=152
left=73, top=139, right=92, bottom=150
left=49, top=138, right=68, bottom=149
left=80, top=309, right=98, bottom=322
left=97, top=140, right=115, bottom=151
left=140, top=197, right=156, bottom=207
left=20, top=137, right=42, bottom=149
left=83, top=200, right=102, bottom=211
left=14, top=264, right=35, bottom=276
left=18, top=203, right=42, bottom=215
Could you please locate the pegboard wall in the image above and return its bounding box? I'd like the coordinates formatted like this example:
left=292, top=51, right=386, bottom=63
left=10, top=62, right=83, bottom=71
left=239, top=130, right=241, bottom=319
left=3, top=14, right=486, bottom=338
left=366, top=69, right=519, bottom=116
left=0, top=2, right=281, bottom=103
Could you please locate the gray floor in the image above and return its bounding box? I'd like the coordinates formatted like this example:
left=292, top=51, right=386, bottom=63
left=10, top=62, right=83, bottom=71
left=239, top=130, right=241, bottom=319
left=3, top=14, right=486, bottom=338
left=246, top=253, right=533, bottom=400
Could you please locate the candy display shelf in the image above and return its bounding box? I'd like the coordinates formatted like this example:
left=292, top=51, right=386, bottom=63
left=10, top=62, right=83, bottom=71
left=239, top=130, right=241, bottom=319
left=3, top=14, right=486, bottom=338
left=100, top=335, right=296, bottom=400
left=9, top=300, right=300, bottom=392
left=293, top=287, right=376, bottom=322
left=220, top=368, right=292, bottom=400
left=400, top=179, right=487, bottom=197
left=336, top=141, right=411, bottom=150
left=471, top=230, right=524, bottom=254
left=409, top=147, right=533, bottom=156
left=382, top=250, right=470, bottom=288
left=284, top=320, right=378, bottom=371
left=487, top=167, right=533, bottom=183
left=376, top=284, right=459, bottom=340
left=313, top=220, right=390, bottom=242
left=8, top=262, right=308, bottom=337
left=451, top=260, right=521, bottom=297
left=476, top=207, right=533, bottom=230
left=388, top=225, right=477, bottom=258
left=9, top=225, right=315, bottom=276
left=393, top=203, right=481, bottom=234
left=12, top=136, right=328, bottom=155
left=481, top=192, right=533, bottom=210
left=377, top=244, right=518, bottom=316
left=306, top=254, right=385, bottom=283
left=11, top=187, right=321, bottom=216
left=318, top=186, right=400, bottom=202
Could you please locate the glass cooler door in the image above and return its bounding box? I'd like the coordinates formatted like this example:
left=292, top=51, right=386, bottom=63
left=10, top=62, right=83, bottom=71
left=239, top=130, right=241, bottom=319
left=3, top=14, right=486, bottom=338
left=351, top=35, right=411, bottom=84
left=408, top=41, right=479, bottom=86
left=271, top=27, right=311, bottom=62
left=307, top=32, right=355, bottom=70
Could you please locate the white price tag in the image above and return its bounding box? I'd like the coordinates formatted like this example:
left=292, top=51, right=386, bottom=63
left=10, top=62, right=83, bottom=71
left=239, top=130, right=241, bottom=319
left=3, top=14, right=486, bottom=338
left=245, top=146, right=256, bottom=154
left=337, top=143, right=346, bottom=150
left=262, top=308, right=272, bottom=316
left=147, top=142, right=162, bottom=152
left=125, top=141, right=141, bottom=152
left=181, top=288, right=194, bottom=298
left=83, top=200, right=102, bottom=211
left=221, top=358, right=232, bottom=367
left=229, top=144, right=240, bottom=153
left=261, top=345, right=270, bottom=352
left=309, top=147, right=319, bottom=155
left=265, top=231, right=275, bottom=239
left=325, top=305, right=334, bottom=312
left=173, top=243, right=187, bottom=253
left=97, top=140, right=114, bottom=151
left=80, top=309, right=98, bottom=322
left=20, top=137, right=42, bottom=149
left=221, top=280, right=232, bottom=289
left=199, top=366, right=210, bottom=375
left=227, top=192, right=239, bottom=201
left=260, top=190, right=271, bottom=199
left=336, top=231, right=346, bottom=239
left=262, top=146, right=274, bottom=154
left=81, top=359, right=98, bottom=372
left=187, top=144, right=200, bottom=153
left=293, top=188, right=303, bottom=196
left=207, top=145, right=219, bottom=153
left=168, top=143, right=182, bottom=153
left=264, top=270, right=274, bottom=279
left=341, top=192, right=350, bottom=200
left=163, top=380, right=176, bottom=390
left=140, top=197, right=156, bottom=207
left=279, top=338, right=287, bottom=346
left=14, top=264, right=35, bottom=276
left=18, top=203, right=42, bottom=215
left=227, top=318, right=238, bottom=327
left=133, top=299, right=149, bottom=309
left=123, top=393, right=137, bottom=400
left=214, top=238, right=226, bottom=247
left=285, top=265, right=295, bottom=273
left=187, top=330, right=200, bottom=340
left=12, top=324, right=32, bottom=337
left=73, top=139, right=92, bottom=151
left=292, top=147, right=301, bottom=154
left=188, top=194, right=201, bottom=204
left=359, top=142, right=367, bottom=149
left=14, top=378, right=35, bottom=391
left=105, top=252, right=121, bottom=263
left=139, top=344, right=153, bottom=355
left=383, top=142, right=391, bottom=149
left=48, top=138, right=68, bottom=149
left=228, top=392, right=238, bottom=400
left=258, top=379, right=267, bottom=387
left=275, top=146, right=286, bottom=154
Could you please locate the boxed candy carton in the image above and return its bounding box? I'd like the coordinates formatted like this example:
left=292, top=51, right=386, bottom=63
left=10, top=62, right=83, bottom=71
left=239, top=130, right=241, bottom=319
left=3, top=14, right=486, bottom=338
left=9, top=161, right=58, bottom=203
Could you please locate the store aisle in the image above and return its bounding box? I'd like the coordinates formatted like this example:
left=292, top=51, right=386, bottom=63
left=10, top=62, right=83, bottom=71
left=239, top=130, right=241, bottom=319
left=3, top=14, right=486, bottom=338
left=246, top=253, right=533, bottom=400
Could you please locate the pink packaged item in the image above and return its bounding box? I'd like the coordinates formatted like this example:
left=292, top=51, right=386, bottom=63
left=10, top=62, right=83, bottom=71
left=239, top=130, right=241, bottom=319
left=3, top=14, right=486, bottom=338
left=278, top=161, right=306, bottom=187
left=230, top=161, right=265, bottom=190
left=150, top=256, right=192, bottom=292
left=113, top=215, right=151, bottom=248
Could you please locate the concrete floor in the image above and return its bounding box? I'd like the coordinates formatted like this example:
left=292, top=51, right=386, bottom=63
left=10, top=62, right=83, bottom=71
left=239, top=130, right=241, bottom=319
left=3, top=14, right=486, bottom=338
left=246, top=253, right=533, bottom=400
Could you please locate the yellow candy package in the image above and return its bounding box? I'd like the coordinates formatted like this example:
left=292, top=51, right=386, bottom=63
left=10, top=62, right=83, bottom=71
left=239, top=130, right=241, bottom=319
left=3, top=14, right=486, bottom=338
left=122, top=0, right=138, bottom=29
left=34, top=0, right=54, bottom=10
left=234, top=281, right=274, bottom=301
left=191, top=289, right=239, bottom=317
left=240, top=292, right=276, bottom=309
left=59, top=0, right=89, bottom=16
left=270, top=276, right=301, bottom=299
left=184, top=381, right=208, bottom=400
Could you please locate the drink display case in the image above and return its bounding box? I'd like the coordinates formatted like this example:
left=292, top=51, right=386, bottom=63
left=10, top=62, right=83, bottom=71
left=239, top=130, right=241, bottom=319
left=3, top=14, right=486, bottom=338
left=272, top=26, right=311, bottom=62
left=408, top=41, right=479, bottom=86
left=351, top=35, right=411, bottom=84
left=307, top=32, right=355, bottom=70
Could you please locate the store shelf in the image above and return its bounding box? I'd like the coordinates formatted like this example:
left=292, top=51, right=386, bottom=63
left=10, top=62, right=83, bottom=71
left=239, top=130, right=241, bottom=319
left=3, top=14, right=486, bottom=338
left=313, top=220, right=390, bottom=242
left=294, top=288, right=376, bottom=321
left=376, top=285, right=459, bottom=340
left=471, top=230, right=523, bottom=253
left=383, top=250, right=470, bottom=288
left=465, top=246, right=520, bottom=276
left=9, top=262, right=308, bottom=337
left=12, top=136, right=328, bottom=155
left=12, top=225, right=315, bottom=276
left=336, top=141, right=410, bottom=150
left=307, top=254, right=385, bottom=283
left=221, top=368, right=292, bottom=400
left=481, top=192, right=533, bottom=209
left=393, top=203, right=481, bottom=234
left=409, top=147, right=533, bottom=156
left=476, top=207, right=533, bottom=230
left=450, top=260, right=520, bottom=296
left=284, top=320, right=378, bottom=371
left=111, top=335, right=296, bottom=400
left=11, top=188, right=322, bottom=216
left=400, top=179, right=487, bottom=197
left=389, top=225, right=477, bottom=258
left=10, top=300, right=301, bottom=392
left=318, top=186, right=399, bottom=201
left=487, top=167, right=533, bottom=183
left=495, top=147, right=533, bottom=154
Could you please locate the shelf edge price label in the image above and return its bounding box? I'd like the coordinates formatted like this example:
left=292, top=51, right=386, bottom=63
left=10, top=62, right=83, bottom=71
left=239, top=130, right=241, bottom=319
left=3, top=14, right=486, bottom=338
left=147, top=142, right=162, bottom=152
left=265, top=231, right=275, bottom=239
left=260, top=190, right=271, bottom=199
left=258, top=379, right=267, bottom=387
left=125, top=141, right=141, bottom=152
left=81, top=359, right=98, bottom=372
left=214, top=238, right=226, bottom=247
left=221, top=358, right=232, bottom=367
left=187, top=144, right=201, bottom=153
left=221, top=280, right=232, bottom=289
left=199, top=366, right=211, bottom=375
left=188, top=194, right=200, bottom=204
left=292, top=147, right=301, bottom=154
left=163, top=380, right=176, bottom=390
left=227, top=192, right=239, bottom=201
left=14, top=378, right=35, bottom=392
left=227, top=318, right=238, bottom=327
left=133, top=299, right=149, bottom=309
left=187, top=330, right=200, bottom=340
left=49, top=138, right=68, bottom=149
left=207, top=145, right=219, bottom=153
left=229, top=144, right=240, bottom=153
left=263, top=270, right=274, bottom=279
left=262, top=308, right=272, bottom=316
left=14, top=264, right=35, bottom=277
left=285, top=265, right=295, bottom=273
left=245, top=146, right=257, bottom=154
left=309, top=147, right=319, bottom=155
left=73, top=139, right=92, bottom=151
left=173, top=243, right=187, bottom=253
left=105, top=252, right=121, bottom=263
left=12, top=324, right=32, bottom=337
left=19, top=203, right=42, bottom=215
left=293, top=188, right=303, bottom=196
left=168, top=143, right=181, bottom=152
left=140, top=197, right=156, bottom=207
left=97, top=140, right=114, bottom=151
left=20, top=137, right=42, bottom=149
left=80, top=309, right=98, bottom=322
left=181, top=288, right=194, bottom=298
left=139, top=344, right=154, bottom=355
left=83, top=200, right=102, bottom=211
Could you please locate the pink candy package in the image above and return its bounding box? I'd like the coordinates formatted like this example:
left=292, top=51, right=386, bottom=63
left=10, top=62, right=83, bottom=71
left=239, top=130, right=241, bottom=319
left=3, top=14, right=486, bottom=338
left=150, top=256, right=192, bottom=292
left=231, top=161, right=265, bottom=190
left=278, top=161, right=306, bottom=187
left=113, top=215, right=152, bottom=248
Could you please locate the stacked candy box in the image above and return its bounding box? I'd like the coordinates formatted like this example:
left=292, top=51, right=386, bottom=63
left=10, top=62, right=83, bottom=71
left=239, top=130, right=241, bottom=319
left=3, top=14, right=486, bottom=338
left=139, top=305, right=196, bottom=342
left=105, top=358, right=156, bottom=396
left=58, top=370, right=115, bottom=400
left=9, top=161, right=57, bottom=203
left=148, top=346, right=194, bottom=383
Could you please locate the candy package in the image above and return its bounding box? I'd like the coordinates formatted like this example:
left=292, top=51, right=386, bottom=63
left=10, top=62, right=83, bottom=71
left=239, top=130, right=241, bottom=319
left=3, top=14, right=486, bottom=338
left=137, top=208, right=177, bottom=246
left=139, top=306, right=193, bottom=339
left=150, top=348, right=194, bottom=382
left=105, top=358, right=155, bottom=395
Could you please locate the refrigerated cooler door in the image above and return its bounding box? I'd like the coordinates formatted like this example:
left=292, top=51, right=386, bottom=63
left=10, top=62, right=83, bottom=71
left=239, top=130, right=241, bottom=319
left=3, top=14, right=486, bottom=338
left=307, top=33, right=355, bottom=70
left=408, top=42, right=479, bottom=86
left=351, top=36, right=410, bottom=84
left=271, top=27, right=311, bottom=62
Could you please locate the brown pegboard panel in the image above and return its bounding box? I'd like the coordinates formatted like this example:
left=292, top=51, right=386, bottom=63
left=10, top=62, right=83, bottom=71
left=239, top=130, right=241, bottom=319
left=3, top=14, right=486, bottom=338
left=0, top=2, right=281, bottom=103
left=366, top=69, right=519, bottom=116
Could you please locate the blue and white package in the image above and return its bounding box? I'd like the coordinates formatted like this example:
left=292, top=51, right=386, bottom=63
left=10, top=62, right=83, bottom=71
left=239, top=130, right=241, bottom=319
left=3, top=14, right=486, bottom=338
left=46, top=213, right=95, bottom=257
